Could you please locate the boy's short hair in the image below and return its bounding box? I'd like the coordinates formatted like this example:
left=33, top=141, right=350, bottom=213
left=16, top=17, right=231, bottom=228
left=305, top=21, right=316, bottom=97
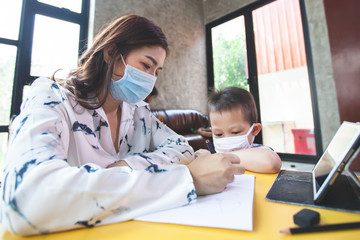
left=208, top=87, right=258, bottom=124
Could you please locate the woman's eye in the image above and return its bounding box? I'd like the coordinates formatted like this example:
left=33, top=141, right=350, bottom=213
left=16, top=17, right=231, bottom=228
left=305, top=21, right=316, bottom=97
left=232, top=131, right=241, bottom=135
left=214, top=133, right=223, bottom=137
left=142, top=63, right=151, bottom=69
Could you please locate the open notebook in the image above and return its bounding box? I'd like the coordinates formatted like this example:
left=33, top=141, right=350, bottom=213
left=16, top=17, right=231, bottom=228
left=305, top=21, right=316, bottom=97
left=136, top=174, right=255, bottom=231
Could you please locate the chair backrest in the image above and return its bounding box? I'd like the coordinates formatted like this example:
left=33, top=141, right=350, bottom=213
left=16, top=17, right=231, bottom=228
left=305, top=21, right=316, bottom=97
left=151, top=109, right=209, bottom=135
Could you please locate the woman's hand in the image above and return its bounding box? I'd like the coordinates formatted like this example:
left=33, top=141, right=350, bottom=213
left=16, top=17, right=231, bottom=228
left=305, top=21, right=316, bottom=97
left=194, top=149, right=211, bottom=158
left=106, top=160, right=129, bottom=168
left=187, top=153, right=245, bottom=195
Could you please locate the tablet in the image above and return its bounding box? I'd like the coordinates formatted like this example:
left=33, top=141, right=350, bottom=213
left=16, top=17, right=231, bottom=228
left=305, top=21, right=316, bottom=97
left=313, top=121, right=360, bottom=203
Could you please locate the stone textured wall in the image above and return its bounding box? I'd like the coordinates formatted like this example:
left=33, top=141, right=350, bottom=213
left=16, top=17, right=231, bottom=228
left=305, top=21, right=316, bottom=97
left=203, top=0, right=255, bottom=24
left=94, top=0, right=208, bottom=114
left=304, top=0, right=340, bottom=148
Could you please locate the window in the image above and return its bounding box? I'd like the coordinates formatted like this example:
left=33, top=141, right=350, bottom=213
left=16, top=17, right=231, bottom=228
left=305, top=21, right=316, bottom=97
left=211, top=16, right=248, bottom=90
left=0, top=0, right=90, bottom=164
left=31, top=15, right=80, bottom=78
left=206, top=0, right=322, bottom=163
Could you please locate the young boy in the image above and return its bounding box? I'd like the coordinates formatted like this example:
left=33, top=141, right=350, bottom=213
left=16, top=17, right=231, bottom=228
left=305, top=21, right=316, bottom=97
left=197, top=87, right=281, bottom=173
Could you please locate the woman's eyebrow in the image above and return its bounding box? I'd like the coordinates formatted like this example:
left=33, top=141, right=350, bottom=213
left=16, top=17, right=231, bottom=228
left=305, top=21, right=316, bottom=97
left=146, top=55, right=158, bottom=66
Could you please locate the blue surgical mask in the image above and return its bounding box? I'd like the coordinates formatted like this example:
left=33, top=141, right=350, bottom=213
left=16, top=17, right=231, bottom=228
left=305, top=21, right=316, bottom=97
left=110, top=56, right=157, bottom=103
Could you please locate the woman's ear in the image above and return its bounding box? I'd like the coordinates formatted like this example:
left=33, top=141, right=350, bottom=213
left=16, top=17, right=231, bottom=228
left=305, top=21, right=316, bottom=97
left=252, top=123, right=262, bottom=136
left=103, top=45, right=115, bottom=64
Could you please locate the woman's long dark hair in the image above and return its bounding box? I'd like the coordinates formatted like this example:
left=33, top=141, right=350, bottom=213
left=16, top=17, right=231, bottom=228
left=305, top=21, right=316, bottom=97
left=58, top=15, right=169, bottom=110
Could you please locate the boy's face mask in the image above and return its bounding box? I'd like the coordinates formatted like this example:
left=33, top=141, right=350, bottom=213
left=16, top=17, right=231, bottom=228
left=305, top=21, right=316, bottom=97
left=110, top=55, right=157, bottom=103
left=213, top=124, right=255, bottom=153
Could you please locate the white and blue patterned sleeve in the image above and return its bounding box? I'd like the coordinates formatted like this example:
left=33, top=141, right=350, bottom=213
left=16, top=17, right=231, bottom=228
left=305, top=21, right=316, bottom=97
left=122, top=110, right=195, bottom=170
left=0, top=78, right=197, bottom=236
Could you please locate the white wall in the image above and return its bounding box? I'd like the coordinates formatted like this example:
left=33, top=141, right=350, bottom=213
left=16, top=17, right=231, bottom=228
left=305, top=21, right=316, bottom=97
left=259, top=66, right=314, bottom=153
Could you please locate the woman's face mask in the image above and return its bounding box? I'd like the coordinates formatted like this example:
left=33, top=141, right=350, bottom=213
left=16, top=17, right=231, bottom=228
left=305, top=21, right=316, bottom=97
left=213, top=124, right=255, bottom=153
left=110, top=55, right=157, bottom=103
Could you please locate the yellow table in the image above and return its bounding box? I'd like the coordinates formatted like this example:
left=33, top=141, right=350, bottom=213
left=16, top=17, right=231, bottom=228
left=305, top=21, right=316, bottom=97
left=1, top=172, right=359, bottom=240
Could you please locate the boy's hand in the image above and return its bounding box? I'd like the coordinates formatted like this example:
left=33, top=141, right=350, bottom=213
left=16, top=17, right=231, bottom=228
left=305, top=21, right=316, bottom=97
left=187, top=153, right=245, bottom=196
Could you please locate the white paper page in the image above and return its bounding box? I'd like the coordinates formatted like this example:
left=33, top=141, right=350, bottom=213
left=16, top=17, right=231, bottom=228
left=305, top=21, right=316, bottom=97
left=136, top=174, right=255, bottom=231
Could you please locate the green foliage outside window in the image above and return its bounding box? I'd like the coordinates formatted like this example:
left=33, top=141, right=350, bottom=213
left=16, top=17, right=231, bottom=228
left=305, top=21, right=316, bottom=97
left=212, top=33, right=248, bottom=91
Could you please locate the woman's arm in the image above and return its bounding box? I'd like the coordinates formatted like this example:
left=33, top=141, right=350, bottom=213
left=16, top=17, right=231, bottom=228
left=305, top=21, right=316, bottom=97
left=1, top=155, right=195, bottom=236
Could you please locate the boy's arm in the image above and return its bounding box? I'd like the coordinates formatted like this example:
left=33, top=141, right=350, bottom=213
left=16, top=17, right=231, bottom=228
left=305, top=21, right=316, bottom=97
left=228, top=147, right=281, bottom=173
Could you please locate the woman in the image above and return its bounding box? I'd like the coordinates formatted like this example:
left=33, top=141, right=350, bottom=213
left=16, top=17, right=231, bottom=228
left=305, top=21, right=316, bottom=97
left=0, top=15, right=243, bottom=236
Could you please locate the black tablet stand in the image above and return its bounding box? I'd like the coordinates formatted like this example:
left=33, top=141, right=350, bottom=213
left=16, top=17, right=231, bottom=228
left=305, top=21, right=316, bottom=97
left=266, top=148, right=360, bottom=213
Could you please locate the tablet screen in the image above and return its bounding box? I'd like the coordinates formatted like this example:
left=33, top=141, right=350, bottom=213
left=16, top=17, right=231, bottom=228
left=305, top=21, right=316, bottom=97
left=313, top=122, right=360, bottom=201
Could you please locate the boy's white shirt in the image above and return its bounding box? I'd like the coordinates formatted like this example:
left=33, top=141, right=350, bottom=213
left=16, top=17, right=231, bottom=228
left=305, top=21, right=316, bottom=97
left=0, top=77, right=196, bottom=236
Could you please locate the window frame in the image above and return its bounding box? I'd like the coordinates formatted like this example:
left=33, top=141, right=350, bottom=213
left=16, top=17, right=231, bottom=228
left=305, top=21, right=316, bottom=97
left=205, top=0, right=322, bottom=164
left=0, top=0, right=90, bottom=133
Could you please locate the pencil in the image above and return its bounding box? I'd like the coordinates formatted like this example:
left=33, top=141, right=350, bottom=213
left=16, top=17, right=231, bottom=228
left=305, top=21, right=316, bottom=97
left=280, top=221, right=360, bottom=235
left=205, top=139, right=215, bottom=154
